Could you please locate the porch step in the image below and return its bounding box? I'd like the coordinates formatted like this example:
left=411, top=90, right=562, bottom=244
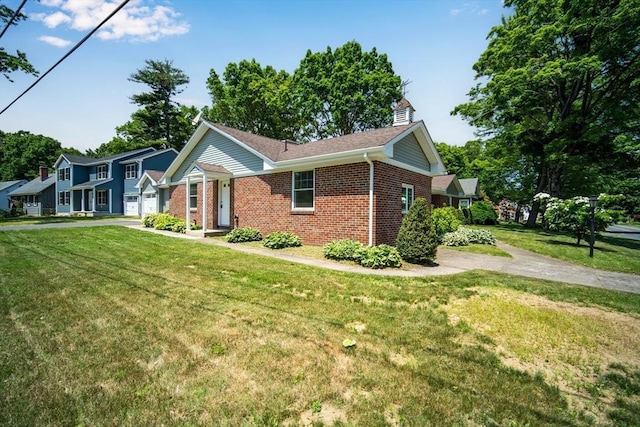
left=204, top=229, right=230, bottom=237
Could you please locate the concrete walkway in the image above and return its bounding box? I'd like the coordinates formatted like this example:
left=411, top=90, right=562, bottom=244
left=129, top=224, right=640, bottom=295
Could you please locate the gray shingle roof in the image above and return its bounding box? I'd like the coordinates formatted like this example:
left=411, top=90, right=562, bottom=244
left=210, top=121, right=417, bottom=162
left=431, top=174, right=456, bottom=191
left=8, top=175, right=55, bottom=196
left=459, top=178, right=479, bottom=197
left=0, top=180, right=27, bottom=192
left=62, top=147, right=155, bottom=166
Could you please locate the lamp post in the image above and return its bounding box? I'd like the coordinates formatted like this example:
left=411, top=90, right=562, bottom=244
left=589, top=195, right=597, bottom=258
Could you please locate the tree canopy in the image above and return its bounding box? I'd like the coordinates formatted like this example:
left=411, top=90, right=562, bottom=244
left=0, top=2, right=38, bottom=82
left=112, top=59, right=194, bottom=152
left=203, top=59, right=298, bottom=140
left=0, top=130, right=65, bottom=180
left=453, top=0, right=640, bottom=225
left=204, top=41, right=403, bottom=142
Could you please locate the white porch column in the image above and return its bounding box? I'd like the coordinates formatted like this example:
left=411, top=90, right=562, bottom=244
left=185, top=177, right=191, bottom=227
left=202, top=175, right=207, bottom=232
left=80, top=190, right=84, bottom=212
left=92, top=190, right=96, bottom=212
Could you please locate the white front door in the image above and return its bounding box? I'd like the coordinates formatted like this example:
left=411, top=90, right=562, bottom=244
left=218, top=180, right=230, bottom=227
left=126, top=196, right=138, bottom=216
left=142, top=194, right=157, bottom=215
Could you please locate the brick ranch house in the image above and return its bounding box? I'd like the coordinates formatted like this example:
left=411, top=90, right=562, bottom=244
left=159, top=100, right=447, bottom=246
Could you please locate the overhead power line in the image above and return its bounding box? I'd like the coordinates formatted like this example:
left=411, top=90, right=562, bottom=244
left=0, top=0, right=27, bottom=40
left=0, top=0, right=131, bottom=116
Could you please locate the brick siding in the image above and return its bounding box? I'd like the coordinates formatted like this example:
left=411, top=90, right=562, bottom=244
left=169, top=161, right=432, bottom=246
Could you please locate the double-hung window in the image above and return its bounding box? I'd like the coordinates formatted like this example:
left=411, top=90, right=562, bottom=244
left=292, top=170, right=314, bottom=210
left=97, top=190, right=107, bottom=206
left=58, top=191, right=70, bottom=205
left=189, top=183, right=198, bottom=210
left=401, top=184, right=414, bottom=213
left=125, top=164, right=137, bottom=179
left=58, top=167, right=70, bottom=181
left=97, top=165, right=107, bottom=180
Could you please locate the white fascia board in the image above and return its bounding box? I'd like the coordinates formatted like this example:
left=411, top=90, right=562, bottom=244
left=274, top=146, right=386, bottom=169
left=161, top=122, right=212, bottom=181
left=53, top=154, right=68, bottom=169
left=382, top=158, right=443, bottom=177
left=384, top=122, right=448, bottom=174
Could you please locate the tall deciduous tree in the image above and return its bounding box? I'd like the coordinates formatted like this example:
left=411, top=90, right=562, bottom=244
left=203, top=59, right=298, bottom=140
left=0, top=130, right=62, bottom=180
left=293, top=41, right=403, bottom=140
left=124, top=59, right=193, bottom=151
left=453, top=0, right=640, bottom=226
left=0, top=2, right=38, bottom=81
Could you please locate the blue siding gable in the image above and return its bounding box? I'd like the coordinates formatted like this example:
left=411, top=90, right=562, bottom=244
left=173, top=129, right=263, bottom=182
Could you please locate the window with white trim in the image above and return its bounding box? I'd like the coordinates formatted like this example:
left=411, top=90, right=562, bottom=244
left=97, top=190, right=107, bottom=206
left=58, top=167, right=70, bottom=181
left=97, top=164, right=107, bottom=180
left=292, top=170, right=314, bottom=210
left=459, top=199, right=470, bottom=209
left=189, top=183, right=198, bottom=209
left=125, top=164, right=138, bottom=179
left=58, top=191, right=70, bottom=205
left=401, top=184, right=414, bottom=213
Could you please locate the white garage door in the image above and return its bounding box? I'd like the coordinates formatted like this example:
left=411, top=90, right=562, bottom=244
left=125, top=196, right=138, bottom=216
left=142, top=194, right=157, bottom=215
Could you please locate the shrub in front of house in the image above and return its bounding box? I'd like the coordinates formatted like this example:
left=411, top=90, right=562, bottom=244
left=431, top=206, right=465, bottom=240
left=357, top=244, right=402, bottom=269
left=460, top=207, right=473, bottom=224
left=322, top=239, right=365, bottom=261
left=152, top=213, right=187, bottom=234
left=226, top=227, right=263, bottom=243
left=469, top=201, right=498, bottom=225
left=396, top=197, right=438, bottom=265
left=263, top=231, right=302, bottom=249
left=142, top=213, right=159, bottom=228
left=441, top=227, right=497, bottom=247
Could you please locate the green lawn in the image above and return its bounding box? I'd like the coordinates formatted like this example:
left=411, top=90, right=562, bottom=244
left=0, top=215, right=136, bottom=226
left=479, top=223, right=640, bottom=274
left=1, top=227, right=639, bottom=426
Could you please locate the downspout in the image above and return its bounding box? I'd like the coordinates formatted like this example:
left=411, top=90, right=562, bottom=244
left=364, top=153, right=374, bottom=247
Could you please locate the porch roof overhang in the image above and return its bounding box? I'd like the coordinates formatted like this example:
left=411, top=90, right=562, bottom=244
left=70, top=178, right=112, bottom=190
left=185, top=161, right=233, bottom=180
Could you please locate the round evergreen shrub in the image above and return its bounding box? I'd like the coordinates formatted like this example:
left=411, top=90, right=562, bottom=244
left=263, top=231, right=302, bottom=249
left=396, top=197, right=438, bottom=265
left=226, top=227, right=263, bottom=243
left=470, top=201, right=498, bottom=225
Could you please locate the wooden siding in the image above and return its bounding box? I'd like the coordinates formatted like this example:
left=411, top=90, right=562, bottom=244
left=172, top=129, right=263, bottom=182
left=392, top=133, right=431, bottom=171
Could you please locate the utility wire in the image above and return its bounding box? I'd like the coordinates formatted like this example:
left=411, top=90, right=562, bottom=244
left=0, top=0, right=27, bottom=40
left=0, top=0, right=131, bottom=116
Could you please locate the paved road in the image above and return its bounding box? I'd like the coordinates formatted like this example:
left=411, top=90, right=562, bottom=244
left=2, top=220, right=639, bottom=294
left=605, top=224, right=640, bottom=241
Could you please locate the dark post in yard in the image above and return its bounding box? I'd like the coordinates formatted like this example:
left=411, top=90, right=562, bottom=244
left=589, top=195, right=597, bottom=258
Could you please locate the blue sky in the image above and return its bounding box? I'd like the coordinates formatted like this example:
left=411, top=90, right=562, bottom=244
left=0, top=0, right=504, bottom=152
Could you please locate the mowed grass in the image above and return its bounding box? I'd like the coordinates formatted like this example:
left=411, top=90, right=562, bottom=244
left=478, top=223, right=640, bottom=274
left=1, top=227, right=639, bottom=426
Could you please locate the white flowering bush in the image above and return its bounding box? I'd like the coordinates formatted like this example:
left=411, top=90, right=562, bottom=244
left=535, top=193, right=615, bottom=244
left=441, top=230, right=470, bottom=246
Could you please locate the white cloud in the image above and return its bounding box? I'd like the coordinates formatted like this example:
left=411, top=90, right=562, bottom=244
left=450, top=2, right=491, bottom=17
left=38, top=35, right=73, bottom=47
left=33, top=0, right=189, bottom=42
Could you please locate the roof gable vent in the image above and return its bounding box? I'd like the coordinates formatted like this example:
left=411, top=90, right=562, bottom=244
left=393, top=98, right=415, bottom=126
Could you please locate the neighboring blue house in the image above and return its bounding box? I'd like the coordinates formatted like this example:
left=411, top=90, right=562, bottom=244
left=53, top=147, right=177, bottom=216
left=8, top=167, right=56, bottom=216
left=0, top=179, right=27, bottom=213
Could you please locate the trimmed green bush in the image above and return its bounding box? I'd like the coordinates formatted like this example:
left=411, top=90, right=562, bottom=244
left=152, top=213, right=187, bottom=234
left=322, top=239, right=365, bottom=261
left=263, top=231, right=302, bottom=249
left=396, top=197, right=438, bottom=265
left=461, top=207, right=473, bottom=224
left=441, top=230, right=470, bottom=246
left=432, top=206, right=465, bottom=239
left=357, top=245, right=402, bottom=269
left=142, top=213, right=159, bottom=228
left=226, top=227, right=263, bottom=243
left=470, top=201, right=498, bottom=225
left=441, top=227, right=497, bottom=247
